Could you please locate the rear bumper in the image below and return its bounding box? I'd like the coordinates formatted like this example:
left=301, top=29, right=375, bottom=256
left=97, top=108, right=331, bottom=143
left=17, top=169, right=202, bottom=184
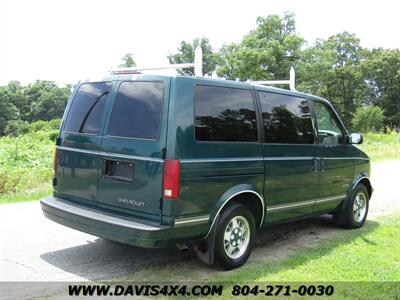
left=40, top=196, right=206, bottom=248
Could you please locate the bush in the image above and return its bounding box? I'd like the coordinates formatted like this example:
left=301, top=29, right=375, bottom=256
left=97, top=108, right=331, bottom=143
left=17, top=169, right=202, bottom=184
left=26, top=118, right=61, bottom=133
left=4, top=120, right=29, bottom=136
left=352, top=105, right=384, bottom=133
left=0, top=118, right=60, bottom=195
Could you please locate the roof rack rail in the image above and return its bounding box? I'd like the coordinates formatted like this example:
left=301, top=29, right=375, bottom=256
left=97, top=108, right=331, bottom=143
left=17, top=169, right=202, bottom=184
left=110, top=47, right=203, bottom=77
left=249, top=67, right=296, bottom=91
left=110, top=46, right=295, bottom=91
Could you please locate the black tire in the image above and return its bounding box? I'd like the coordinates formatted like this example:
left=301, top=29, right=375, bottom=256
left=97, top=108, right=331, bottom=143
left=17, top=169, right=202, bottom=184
left=334, top=184, right=369, bottom=229
left=213, top=203, right=255, bottom=270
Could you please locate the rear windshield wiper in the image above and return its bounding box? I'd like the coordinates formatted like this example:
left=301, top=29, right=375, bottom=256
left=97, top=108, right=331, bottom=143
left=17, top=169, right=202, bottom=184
left=79, top=90, right=109, bottom=133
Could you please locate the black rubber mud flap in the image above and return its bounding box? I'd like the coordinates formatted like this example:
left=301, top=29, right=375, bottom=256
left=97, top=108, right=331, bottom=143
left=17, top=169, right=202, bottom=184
left=333, top=193, right=351, bottom=225
left=197, top=214, right=220, bottom=265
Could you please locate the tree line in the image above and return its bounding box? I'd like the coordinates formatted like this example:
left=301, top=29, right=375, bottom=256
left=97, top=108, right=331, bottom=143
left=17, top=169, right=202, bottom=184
left=1, top=12, right=399, bottom=136
left=0, top=81, right=70, bottom=135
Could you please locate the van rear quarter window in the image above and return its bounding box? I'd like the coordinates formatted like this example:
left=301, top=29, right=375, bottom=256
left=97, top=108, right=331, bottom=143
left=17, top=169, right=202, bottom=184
left=258, top=91, right=314, bottom=144
left=64, top=82, right=112, bottom=134
left=108, top=81, right=164, bottom=140
left=194, top=85, right=258, bottom=142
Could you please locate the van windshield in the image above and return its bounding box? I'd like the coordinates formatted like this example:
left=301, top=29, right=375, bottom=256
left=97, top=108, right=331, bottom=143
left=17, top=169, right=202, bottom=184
left=64, top=82, right=112, bottom=134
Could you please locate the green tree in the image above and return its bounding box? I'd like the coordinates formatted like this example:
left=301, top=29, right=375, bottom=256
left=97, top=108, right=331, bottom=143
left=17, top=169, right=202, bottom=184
left=362, top=49, right=400, bottom=126
left=6, top=81, right=29, bottom=121
left=168, top=37, right=218, bottom=76
left=29, top=85, right=70, bottom=121
left=352, top=105, right=384, bottom=132
left=297, top=32, right=370, bottom=127
left=0, top=80, right=71, bottom=133
left=22, top=81, right=70, bottom=122
left=24, top=80, right=57, bottom=121
left=4, top=119, right=28, bottom=136
left=217, top=12, right=304, bottom=81
left=119, top=53, right=136, bottom=67
left=0, top=87, right=19, bottom=135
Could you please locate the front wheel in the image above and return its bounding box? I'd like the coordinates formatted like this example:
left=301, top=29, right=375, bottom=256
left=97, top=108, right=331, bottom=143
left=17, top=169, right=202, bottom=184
left=213, top=204, right=255, bottom=270
left=335, top=184, right=369, bottom=229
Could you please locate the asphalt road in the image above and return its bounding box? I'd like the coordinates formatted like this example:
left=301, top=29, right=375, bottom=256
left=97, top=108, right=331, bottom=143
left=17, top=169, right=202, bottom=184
left=1, top=160, right=399, bottom=282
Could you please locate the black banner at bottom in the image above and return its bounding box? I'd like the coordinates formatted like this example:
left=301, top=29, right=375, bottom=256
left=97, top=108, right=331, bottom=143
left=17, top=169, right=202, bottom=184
left=0, top=281, right=399, bottom=299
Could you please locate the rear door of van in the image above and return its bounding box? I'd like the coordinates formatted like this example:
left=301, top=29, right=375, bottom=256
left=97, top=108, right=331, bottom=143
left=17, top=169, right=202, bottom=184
left=55, top=81, right=113, bottom=206
left=98, top=77, right=170, bottom=221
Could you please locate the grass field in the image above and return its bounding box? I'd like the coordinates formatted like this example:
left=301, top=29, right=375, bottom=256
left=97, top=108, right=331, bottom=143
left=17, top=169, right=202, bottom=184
left=0, top=182, right=52, bottom=204
left=0, top=120, right=58, bottom=203
left=213, top=214, right=400, bottom=282
left=359, top=132, right=400, bottom=162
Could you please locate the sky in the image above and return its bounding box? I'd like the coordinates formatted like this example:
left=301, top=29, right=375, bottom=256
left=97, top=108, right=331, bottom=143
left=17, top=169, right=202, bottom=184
left=0, top=0, right=399, bottom=85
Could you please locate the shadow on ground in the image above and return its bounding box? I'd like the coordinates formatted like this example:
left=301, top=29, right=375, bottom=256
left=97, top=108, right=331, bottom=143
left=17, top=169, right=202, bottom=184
left=40, top=215, right=380, bottom=281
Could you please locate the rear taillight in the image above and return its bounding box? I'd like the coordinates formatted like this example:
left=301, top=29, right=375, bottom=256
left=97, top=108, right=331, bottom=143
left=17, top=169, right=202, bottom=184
left=163, top=159, right=180, bottom=199
left=53, top=147, right=58, bottom=176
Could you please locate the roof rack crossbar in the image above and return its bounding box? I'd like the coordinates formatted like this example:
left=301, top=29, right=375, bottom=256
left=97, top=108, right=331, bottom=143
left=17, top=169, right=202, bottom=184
left=250, top=67, right=296, bottom=91
left=110, top=47, right=203, bottom=76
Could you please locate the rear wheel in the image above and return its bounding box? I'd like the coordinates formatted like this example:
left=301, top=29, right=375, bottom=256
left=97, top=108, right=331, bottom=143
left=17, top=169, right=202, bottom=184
left=334, top=184, right=369, bottom=228
left=213, top=204, right=255, bottom=270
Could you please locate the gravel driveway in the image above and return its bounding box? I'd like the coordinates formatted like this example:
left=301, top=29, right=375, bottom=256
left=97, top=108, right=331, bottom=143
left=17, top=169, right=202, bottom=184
left=1, top=160, right=399, bottom=282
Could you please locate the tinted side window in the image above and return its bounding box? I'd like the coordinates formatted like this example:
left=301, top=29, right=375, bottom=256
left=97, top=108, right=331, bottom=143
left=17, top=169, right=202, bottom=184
left=108, top=81, right=164, bottom=139
left=195, top=85, right=258, bottom=142
left=64, top=82, right=112, bottom=134
left=258, top=92, right=314, bottom=144
left=313, top=101, right=344, bottom=145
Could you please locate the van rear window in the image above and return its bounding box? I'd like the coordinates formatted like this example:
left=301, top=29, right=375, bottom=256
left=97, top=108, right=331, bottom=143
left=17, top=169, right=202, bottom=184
left=194, top=85, right=258, bottom=142
left=107, top=81, right=164, bottom=140
left=64, top=82, right=112, bottom=134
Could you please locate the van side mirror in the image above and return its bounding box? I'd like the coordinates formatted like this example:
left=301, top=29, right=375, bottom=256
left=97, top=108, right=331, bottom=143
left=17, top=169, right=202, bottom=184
left=349, top=132, right=363, bottom=144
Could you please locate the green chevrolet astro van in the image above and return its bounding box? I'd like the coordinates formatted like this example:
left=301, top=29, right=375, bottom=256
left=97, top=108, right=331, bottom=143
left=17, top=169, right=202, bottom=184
left=41, top=74, right=372, bottom=269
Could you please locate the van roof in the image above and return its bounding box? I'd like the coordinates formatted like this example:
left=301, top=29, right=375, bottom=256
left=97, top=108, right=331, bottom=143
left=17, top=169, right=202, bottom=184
left=80, top=73, right=329, bottom=105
